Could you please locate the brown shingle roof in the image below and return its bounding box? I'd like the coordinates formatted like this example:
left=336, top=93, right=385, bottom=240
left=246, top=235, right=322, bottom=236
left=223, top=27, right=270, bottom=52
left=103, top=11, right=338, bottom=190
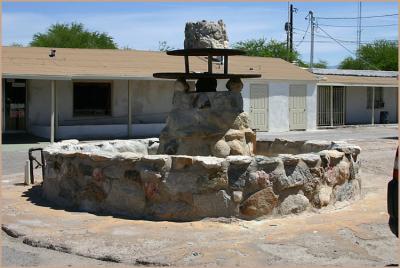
left=2, top=46, right=317, bottom=81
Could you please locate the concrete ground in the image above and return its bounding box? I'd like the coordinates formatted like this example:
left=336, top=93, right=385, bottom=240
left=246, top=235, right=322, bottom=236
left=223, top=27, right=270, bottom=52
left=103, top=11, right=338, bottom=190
left=257, top=124, right=398, bottom=141
left=1, top=126, right=399, bottom=267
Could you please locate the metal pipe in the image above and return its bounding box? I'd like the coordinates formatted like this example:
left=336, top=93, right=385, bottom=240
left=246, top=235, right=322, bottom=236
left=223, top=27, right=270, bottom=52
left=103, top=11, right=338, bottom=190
left=127, top=80, right=132, bottom=138
left=208, top=55, right=212, bottom=73
left=28, top=148, right=44, bottom=184
left=184, top=55, right=189, bottom=73
left=50, top=80, right=55, bottom=143
left=330, top=86, right=333, bottom=126
left=224, top=55, right=228, bottom=74
left=24, top=160, right=30, bottom=185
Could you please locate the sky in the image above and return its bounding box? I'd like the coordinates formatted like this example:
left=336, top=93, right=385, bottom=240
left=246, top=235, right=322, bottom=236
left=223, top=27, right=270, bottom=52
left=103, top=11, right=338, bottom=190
left=2, top=2, right=398, bottom=67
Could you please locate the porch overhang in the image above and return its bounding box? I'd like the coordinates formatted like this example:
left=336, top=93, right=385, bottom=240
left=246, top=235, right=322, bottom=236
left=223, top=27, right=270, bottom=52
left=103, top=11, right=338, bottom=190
left=2, top=73, right=159, bottom=81
left=317, top=82, right=397, bottom=88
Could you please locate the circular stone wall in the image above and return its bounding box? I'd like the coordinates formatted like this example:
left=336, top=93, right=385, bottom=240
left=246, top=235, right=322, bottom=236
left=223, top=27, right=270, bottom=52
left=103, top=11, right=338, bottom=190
left=41, top=138, right=361, bottom=221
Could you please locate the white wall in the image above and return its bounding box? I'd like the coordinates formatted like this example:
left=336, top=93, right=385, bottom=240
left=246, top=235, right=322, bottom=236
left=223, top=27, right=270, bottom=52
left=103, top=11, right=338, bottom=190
left=345, top=86, right=398, bottom=124
left=242, top=80, right=317, bottom=132
left=28, top=79, right=177, bottom=127
left=27, top=78, right=318, bottom=139
left=268, top=82, right=290, bottom=131
left=131, top=80, right=175, bottom=123
left=241, top=81, right=251, bottom=114
left=306, top=82, right=317, bottom=130
left=28, top=80, right=52, bottom=126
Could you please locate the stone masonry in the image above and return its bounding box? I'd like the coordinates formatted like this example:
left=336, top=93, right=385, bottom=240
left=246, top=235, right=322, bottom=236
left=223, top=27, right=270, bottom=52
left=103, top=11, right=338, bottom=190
left=157, top=91, right=256, bottom=157
left=184, top=20, right=229, bottom=49
left=42, top=138, right=362, bottom=221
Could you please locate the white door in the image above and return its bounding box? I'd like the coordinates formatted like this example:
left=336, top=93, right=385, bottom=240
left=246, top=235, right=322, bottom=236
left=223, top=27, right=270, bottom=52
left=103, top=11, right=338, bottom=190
left=250, top=84, right=268, bottom=131
left=289, top=85, right=307, bottom=130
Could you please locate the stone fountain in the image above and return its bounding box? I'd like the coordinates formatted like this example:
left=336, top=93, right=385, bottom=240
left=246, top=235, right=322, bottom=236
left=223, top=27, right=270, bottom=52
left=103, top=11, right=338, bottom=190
left=154, top=20, right=259, bottom=157
left=41, top=20, right=362, bottom=221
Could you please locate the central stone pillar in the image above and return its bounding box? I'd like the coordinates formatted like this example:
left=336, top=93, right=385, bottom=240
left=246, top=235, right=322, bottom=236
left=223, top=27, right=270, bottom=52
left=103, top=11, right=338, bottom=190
left=157, top=91, right=256, bottom=157
left=184, top=19, right=229, bottom=49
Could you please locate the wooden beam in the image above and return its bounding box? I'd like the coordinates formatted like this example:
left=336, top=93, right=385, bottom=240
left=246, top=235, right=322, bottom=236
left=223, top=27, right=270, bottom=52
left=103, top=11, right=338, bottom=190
left=127, top=80, right=132, bottom=138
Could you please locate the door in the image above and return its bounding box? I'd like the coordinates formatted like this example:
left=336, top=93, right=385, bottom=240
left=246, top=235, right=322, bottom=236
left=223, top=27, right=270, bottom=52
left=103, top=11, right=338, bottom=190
left=317, top=86, right=345, bottom=126
left=250, top=84, right=268, bottom=131
left=289, top=85, right=307, bottom=130
left=4, top=79, right=27, bottom=132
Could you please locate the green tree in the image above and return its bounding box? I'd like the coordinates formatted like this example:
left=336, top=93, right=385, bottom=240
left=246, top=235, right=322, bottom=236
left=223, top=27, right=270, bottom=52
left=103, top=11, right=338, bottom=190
left=313, top=60, right=328, bottom=68
left=298, top=60, right=328, bottom=69
left=233, top=38, right=300, bottom=62
left=30, top=22, right=117, bottom=49
left=338, top=40, right=398, bottom=71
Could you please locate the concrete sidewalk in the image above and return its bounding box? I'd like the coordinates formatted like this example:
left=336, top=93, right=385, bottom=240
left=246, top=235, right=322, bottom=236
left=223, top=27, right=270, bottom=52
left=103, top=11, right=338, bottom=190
left=257, top=125, right=398, bottom=141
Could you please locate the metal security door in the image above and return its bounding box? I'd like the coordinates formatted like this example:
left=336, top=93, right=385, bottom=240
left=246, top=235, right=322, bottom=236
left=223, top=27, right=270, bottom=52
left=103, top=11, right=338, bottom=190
left=317, top=86, right=345, bottom=126
left=250, top=84, right=268, bottom=131
left=289, top=85, right=307, bottom=130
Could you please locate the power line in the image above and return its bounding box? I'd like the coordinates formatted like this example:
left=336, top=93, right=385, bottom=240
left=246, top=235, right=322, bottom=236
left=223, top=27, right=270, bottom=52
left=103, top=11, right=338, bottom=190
left=317, top=26, right=380, bottom=70
left=294, top=31, right=356, bottom=43
left=295, top=14, right=311, bottom=47
left=293, top=39, right=398, bottom=44
left=316, top=13, right=398, bottom=20
left=317, top=23, right=398, bottom=28
left=294, top=28, right=356, bottom=43
left=294, top=28, right=398, bottom=44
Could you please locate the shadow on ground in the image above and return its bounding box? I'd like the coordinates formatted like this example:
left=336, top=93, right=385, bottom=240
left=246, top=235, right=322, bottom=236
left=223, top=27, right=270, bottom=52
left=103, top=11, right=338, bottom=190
left=2, top=133, right=48, bottom=145
left=21, top=185, right=194, bottom=223
left=382, top=137, right=398, bottom=140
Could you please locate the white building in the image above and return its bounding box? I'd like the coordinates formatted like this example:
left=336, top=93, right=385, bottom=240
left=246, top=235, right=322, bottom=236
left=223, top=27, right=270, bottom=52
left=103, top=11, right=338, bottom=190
left=2, top=47, right=318, bottom=141
left=313, top=68, right=398, bottom=126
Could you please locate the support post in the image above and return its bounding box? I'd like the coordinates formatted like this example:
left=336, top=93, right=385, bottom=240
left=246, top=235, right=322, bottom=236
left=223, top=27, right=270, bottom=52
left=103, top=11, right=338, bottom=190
left=50, top=80, right=56, bottom=143
left=330, top=86, right=333, bottom=126
left=24, top=160, right=31, bottom=185
left=224, top=55, right=228, bottom=74
left=371, top=87, right=375, bottom=125
left=127, top=80, right=132, bottom=138
left=184, top=55, right=189, bottom=73
left=208, top=55, right=212, bottom=73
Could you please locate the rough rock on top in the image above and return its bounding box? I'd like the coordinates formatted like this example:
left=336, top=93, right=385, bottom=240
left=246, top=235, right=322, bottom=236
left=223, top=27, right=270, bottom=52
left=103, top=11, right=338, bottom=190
left=184, top=20, right=229, bottom=49
left=157, top=91, right=256, bottom=157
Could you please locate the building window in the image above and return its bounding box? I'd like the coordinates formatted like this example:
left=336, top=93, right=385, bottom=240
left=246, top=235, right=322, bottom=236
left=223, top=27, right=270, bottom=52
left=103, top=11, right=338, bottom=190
left=367, top=87, right=384, bottom=109
left=73, top=82, right=111, bottom=116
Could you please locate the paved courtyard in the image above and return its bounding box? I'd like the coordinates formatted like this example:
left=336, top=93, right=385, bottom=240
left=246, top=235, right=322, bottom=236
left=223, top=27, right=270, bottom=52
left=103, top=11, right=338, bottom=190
left=1, top=126, right=399, bottom=267
left=258, top=124, right=398, bottom=141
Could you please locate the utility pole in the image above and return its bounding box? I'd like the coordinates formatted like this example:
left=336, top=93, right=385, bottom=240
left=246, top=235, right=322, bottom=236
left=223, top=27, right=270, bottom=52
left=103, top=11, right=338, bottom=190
left=285, top=2, right=291, bottom=61
left=356, top=2, right=362, bottom=57
left=285, top=3, right=296, bottom=61
left=309, top=11, right=315, bottom=70
left=289, top=4, right=294, bottom=55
